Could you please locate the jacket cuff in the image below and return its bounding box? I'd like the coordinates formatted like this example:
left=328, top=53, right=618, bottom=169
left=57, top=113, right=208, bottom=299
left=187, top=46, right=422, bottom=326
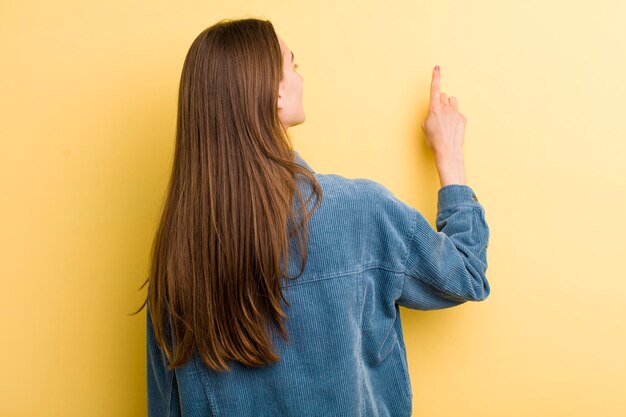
left=437, top=184, right=480, bottom=211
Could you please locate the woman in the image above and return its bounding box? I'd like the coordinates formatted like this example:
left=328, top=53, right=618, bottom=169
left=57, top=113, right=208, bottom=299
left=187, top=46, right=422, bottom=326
left=133, top=17, right=491, bottom=417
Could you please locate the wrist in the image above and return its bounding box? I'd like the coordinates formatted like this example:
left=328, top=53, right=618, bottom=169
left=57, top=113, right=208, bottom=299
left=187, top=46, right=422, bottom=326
left=434, top=151, right=464, bottom=165
left=434, top=153, right=467, bottom=187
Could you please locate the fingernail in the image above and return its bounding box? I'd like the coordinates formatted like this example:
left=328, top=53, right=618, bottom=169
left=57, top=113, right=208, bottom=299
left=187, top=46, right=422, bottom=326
left=435, top=65, right=440, bottom=71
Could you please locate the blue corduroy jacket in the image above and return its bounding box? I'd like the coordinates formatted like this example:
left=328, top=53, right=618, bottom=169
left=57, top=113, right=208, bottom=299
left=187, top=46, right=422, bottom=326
left=147, top=151, right=491, bottom=416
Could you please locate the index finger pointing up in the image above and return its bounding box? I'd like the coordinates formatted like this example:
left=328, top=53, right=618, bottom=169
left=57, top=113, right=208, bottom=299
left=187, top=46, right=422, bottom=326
left=429, top=65, right=441, bottom=110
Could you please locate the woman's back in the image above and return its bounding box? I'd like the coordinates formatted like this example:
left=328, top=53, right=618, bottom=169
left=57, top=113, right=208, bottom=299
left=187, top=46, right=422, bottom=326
left=147, top=152, right=490, bottom=417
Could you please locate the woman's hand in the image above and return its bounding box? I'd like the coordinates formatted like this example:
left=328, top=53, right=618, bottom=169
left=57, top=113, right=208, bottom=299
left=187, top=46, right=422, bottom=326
left=421, top=66, right=466, bottom=160
left=421, top=66, right=467, bottom=187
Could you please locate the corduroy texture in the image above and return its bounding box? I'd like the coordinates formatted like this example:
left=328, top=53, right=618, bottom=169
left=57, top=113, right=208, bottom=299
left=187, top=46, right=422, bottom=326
left=147, top=151, right=491, bottom=417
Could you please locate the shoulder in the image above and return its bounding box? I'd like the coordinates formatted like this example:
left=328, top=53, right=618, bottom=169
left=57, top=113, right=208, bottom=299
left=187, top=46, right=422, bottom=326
left=311, top=173, right=415, bottom=227
left=314, top=173, right=390, bottom=203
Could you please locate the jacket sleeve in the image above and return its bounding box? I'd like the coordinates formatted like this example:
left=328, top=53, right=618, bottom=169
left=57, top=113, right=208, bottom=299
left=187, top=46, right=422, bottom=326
left=147, top=306, right=181, bottom=417
left=366, top=181, right=491, bottom=310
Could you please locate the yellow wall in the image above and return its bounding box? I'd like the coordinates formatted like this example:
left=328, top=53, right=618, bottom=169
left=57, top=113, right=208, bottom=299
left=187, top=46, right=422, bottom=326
left=2, top=0, right=625, bottom=415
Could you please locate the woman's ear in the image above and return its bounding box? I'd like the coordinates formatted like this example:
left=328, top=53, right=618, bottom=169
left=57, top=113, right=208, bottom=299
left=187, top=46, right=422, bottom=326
left=276, top=88, right=284, bottom=111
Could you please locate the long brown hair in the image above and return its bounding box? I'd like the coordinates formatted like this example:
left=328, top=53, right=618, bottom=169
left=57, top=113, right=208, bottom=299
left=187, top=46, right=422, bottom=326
left=130, top=18, right=322, bottom=372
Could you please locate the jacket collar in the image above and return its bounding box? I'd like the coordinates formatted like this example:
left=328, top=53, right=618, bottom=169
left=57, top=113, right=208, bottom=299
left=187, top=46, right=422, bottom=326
left=294, top=151, right=315, bottom=173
